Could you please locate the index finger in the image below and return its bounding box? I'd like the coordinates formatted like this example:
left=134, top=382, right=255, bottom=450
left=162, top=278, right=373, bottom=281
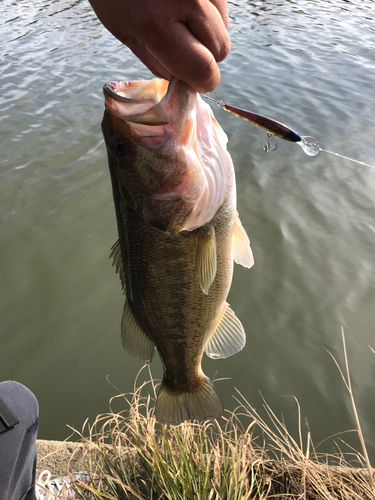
left=185, top=0, right=231, bottom=63
left=209, top=0, right=229, bottom=29
left=146, top=23, right=222, bottom=93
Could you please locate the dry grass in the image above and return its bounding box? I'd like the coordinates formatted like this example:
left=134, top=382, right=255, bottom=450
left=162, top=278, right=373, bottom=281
left=67, top=349, right=375, bottom=500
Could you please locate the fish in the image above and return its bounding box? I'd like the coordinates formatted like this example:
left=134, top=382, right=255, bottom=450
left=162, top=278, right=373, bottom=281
left=102, top=77, right=254, bottom=425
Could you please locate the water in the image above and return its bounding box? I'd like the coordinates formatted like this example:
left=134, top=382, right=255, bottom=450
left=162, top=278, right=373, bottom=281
left=1, top=0, right=375, bottom=461
left=297, top=136, right=375, bottom=170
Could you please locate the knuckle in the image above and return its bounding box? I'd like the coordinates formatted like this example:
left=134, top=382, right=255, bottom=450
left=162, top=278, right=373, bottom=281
left=215, top=35, right=231, bottom=62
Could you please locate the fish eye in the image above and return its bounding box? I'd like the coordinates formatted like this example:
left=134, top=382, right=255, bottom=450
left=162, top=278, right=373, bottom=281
left=109, top=137, right=130, bottom=157
left=116, top=141, right=126, bottom=153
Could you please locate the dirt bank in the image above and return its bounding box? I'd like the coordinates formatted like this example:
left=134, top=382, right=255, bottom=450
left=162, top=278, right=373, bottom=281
left=36, top=440, right=93, bottom=478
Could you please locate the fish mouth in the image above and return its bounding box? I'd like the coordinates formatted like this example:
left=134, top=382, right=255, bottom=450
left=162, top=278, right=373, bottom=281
left=103, top=79, right=172, bottom=126
left=102, top=78, right=197, bottom=129
left=103, top=81, right=141, bottom=104
left=103, top=80, right=168, bottom=105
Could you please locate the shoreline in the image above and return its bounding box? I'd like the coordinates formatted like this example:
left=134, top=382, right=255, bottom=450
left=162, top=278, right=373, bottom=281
left=37, top=437, right=374, bottom=498
left=36, top=439, right=92, bottom=478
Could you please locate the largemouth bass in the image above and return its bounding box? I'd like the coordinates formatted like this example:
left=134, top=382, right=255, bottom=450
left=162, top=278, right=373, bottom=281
left=102, top=77, right=254, bottom=425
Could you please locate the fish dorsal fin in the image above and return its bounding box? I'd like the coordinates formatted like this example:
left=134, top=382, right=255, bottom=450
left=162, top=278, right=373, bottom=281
left=196, top=225, right=217, bottom=295
left=232, top=213, right=254, bottom=269
left=205, top=303, right=246, bottom=359
left=121, top=300, right=155, bottom=364
left=110, top=240, right=126, bottom=293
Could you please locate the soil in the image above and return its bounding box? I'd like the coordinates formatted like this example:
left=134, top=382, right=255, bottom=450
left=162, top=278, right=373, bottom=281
left=36, top=440, right=93, bottom=478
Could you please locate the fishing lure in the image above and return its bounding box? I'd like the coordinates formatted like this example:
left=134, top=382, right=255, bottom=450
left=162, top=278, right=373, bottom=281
left=203, top=95, right=302, bottom=152
left=203, top=94, right=375, bottom=169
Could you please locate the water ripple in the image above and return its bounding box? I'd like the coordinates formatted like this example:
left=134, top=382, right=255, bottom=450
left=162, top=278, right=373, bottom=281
left=1, top=0, right=375, bottom=455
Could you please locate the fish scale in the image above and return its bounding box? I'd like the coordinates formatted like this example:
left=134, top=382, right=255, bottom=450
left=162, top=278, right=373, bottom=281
left=121, top=200, right=234, bottom=383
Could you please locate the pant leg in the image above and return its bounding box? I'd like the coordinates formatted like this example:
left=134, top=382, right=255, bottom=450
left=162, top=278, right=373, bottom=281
left=0, top=381, right=39, bottom=500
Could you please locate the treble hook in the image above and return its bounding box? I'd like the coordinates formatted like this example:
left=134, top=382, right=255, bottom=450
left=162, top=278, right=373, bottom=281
left=263, top=133, right=277, bottom=153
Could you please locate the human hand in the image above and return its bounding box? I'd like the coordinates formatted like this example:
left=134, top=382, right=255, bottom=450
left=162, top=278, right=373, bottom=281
left=89, top=0, right=230, bottom=93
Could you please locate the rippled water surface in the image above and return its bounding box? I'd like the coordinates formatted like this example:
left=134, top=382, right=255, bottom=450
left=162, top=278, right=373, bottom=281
left=1, top=0, right=375, bottom=458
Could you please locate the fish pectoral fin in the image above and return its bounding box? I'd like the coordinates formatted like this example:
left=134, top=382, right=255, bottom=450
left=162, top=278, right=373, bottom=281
left=196, top=225, right=217, bottom=295
left=205, top=303, right=246, bottom=359
left=110, top=240, right=126, bottom=293
left=121, top=300, right=155, bottom=364
left=154, top=375, right=223, bottom=425
left=232, top=212, right=254, bottom=269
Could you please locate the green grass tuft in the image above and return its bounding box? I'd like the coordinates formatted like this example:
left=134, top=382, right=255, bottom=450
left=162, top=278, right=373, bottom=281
left=66, top=363, right=375, bottom=500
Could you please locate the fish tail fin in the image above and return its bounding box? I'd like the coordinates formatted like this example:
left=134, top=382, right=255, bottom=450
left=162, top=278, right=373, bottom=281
left=154, top=375, right=223, bottom=425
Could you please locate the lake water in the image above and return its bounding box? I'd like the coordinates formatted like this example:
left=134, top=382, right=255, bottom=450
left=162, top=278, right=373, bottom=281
left=1, top=0, right=375, bottom=461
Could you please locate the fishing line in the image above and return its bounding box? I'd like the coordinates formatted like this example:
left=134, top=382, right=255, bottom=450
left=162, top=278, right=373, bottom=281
left=296, top=136, right=375, bottom=169
left=203, top=95, right=375, bottom=171
left=319, top=150, right=375, bottom=170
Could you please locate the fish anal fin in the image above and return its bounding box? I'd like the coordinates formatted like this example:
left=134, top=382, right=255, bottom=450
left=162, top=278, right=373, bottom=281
left=121, top=300, right=155, bottom=364
left=196, top=225, right=217, bottom=295
left=154, top=375, right=223, bottom=425
left=110, top=240, right=126, bottom=293
left=232, top=213, right=254, bottom=269
left=205, top=302, right=246, bottom=359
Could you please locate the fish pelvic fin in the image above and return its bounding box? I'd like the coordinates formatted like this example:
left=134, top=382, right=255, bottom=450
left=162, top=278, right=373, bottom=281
left=121, top=300, right=155, bottom=364
left=110, top=240, right=126, bottom=293
left=205, top=302, right=246, bottom=359
left=196, top=225, right=217, bottom=295
left=232, top=213, right=254, bottom=269
left=154, top=376, right=223, bottom=425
